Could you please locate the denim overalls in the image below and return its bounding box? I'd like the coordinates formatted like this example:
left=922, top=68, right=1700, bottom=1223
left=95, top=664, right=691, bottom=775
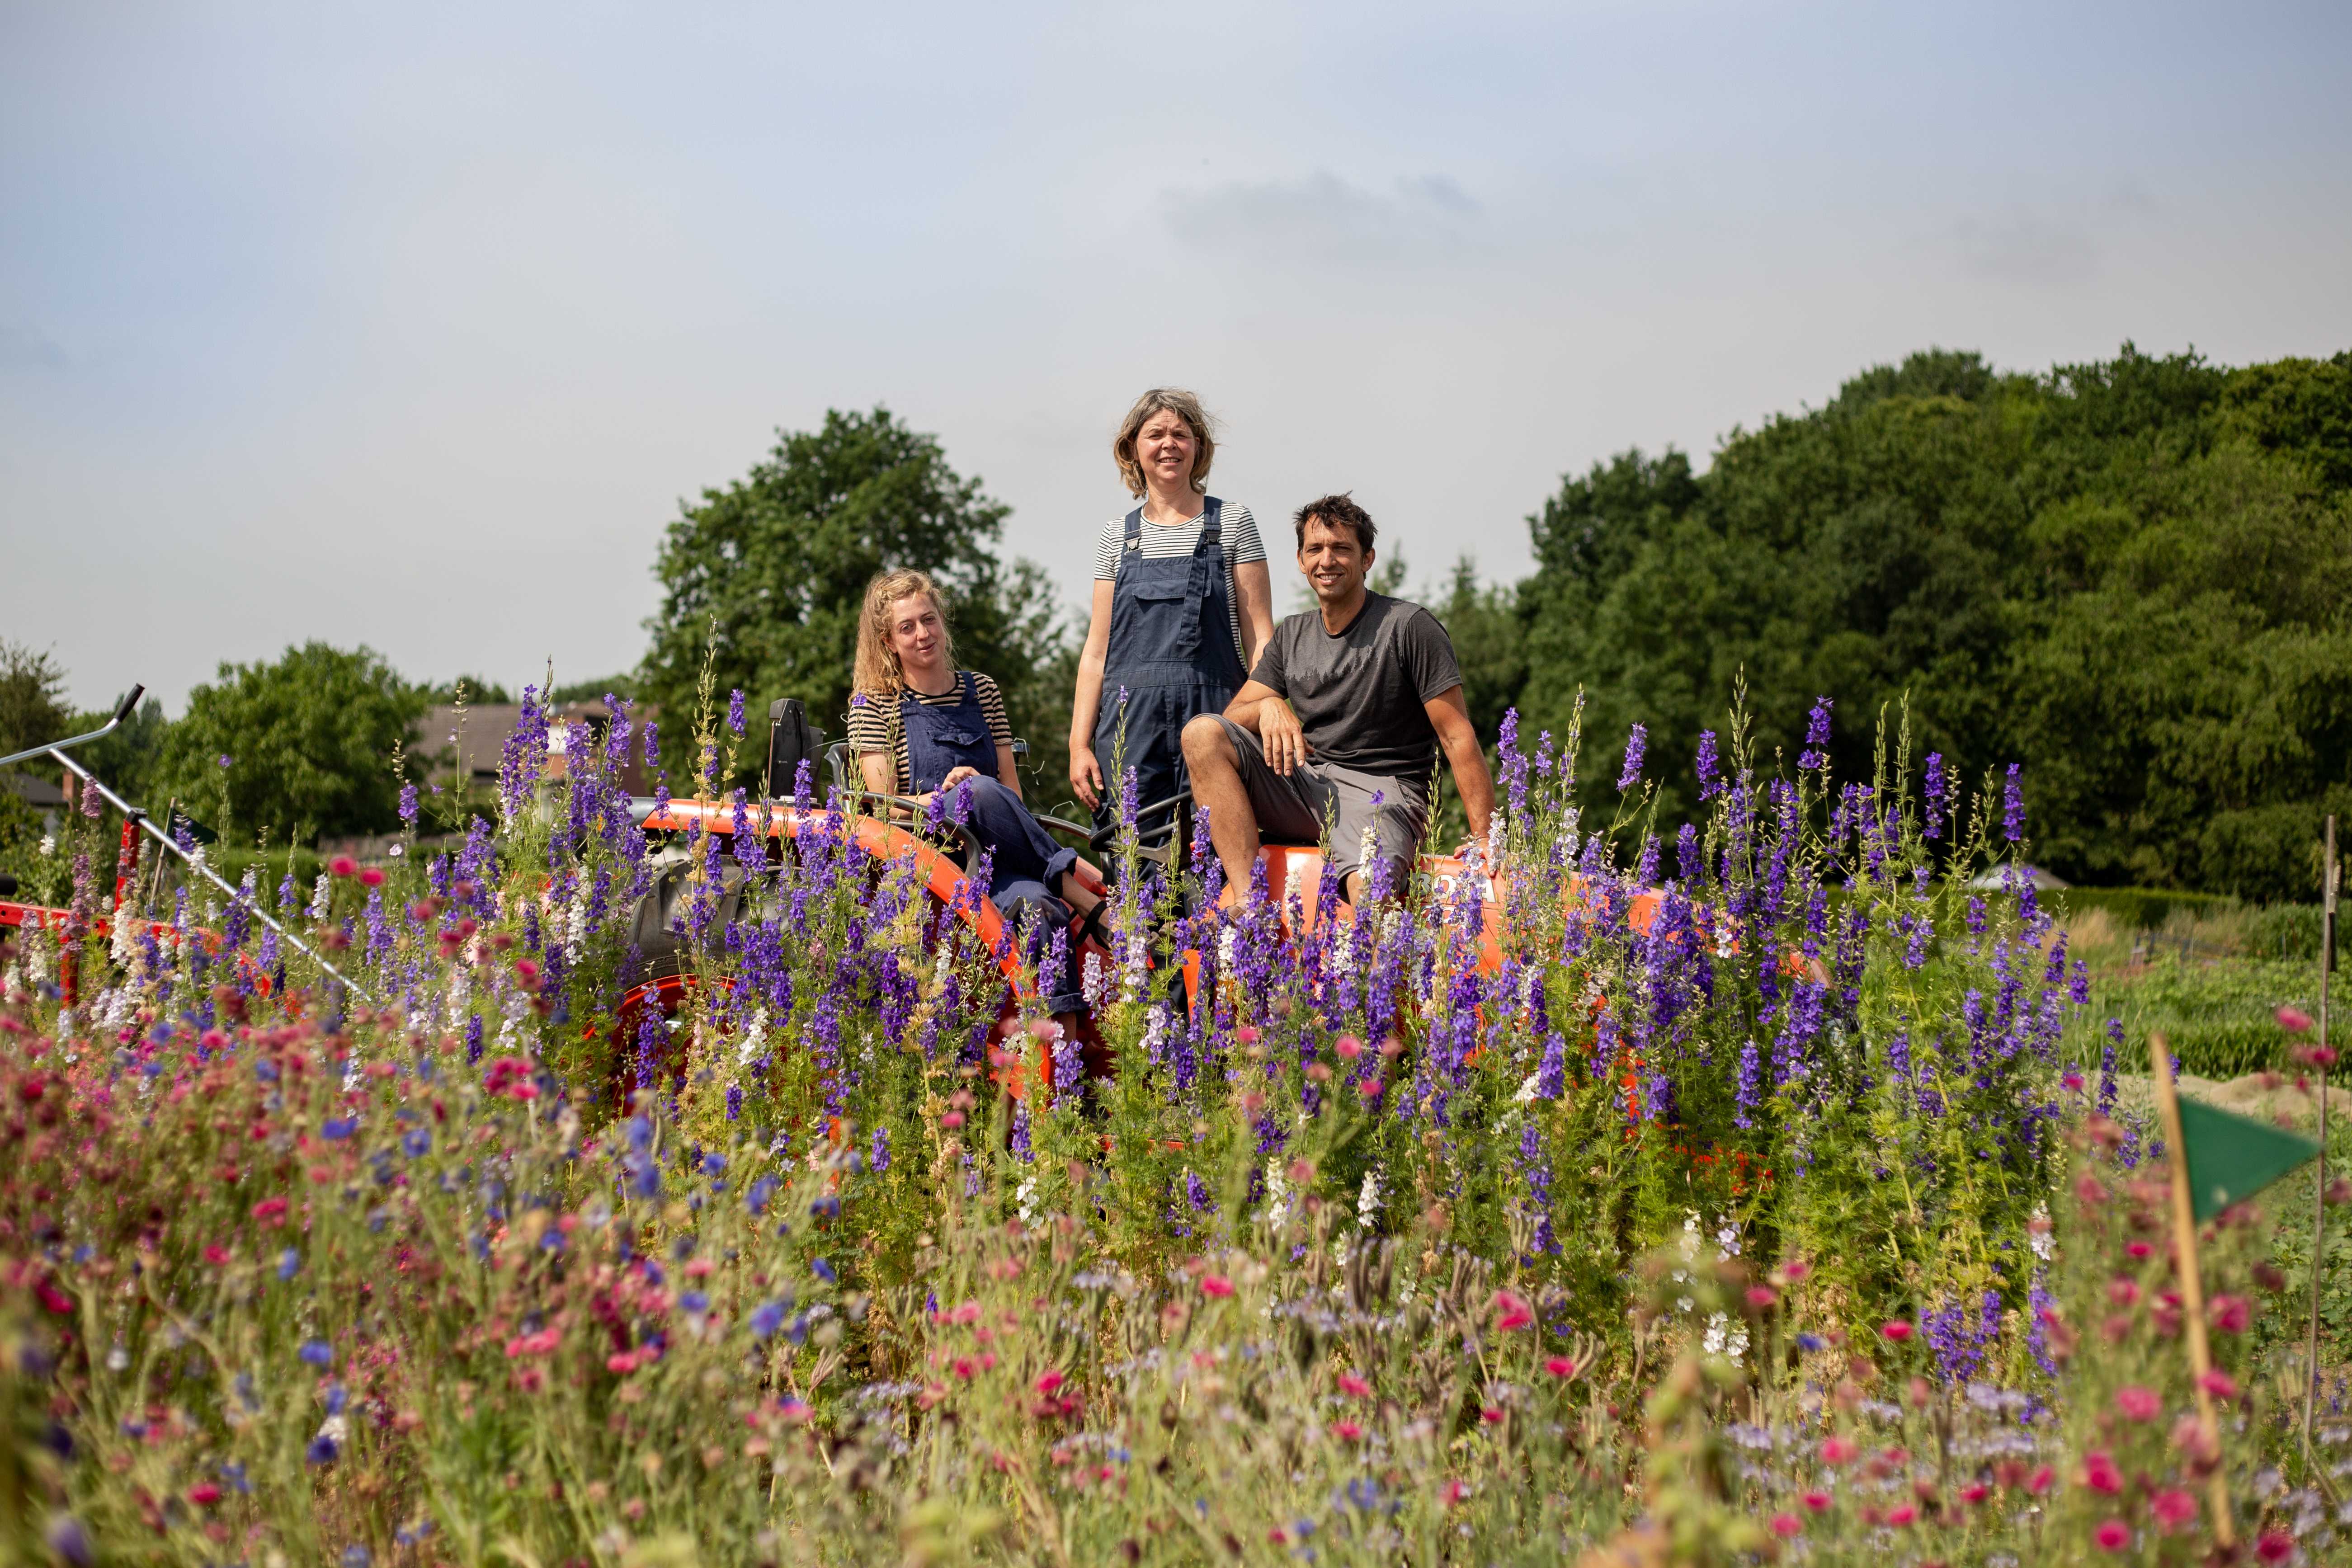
left=900, top=674, right=1084, bottom=1013
left=1092, top=499, right=1249, bottom=843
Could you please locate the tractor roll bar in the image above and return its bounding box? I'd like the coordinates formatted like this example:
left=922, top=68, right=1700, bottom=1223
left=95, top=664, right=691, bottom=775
left=39, top=736, right=374, bottom=1002
left=0, top=684, right=144, bottom=772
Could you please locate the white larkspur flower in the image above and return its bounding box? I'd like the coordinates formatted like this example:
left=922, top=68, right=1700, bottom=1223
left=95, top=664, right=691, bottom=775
left=1514, top=1072, right=1541, bottom=1104
left=737, top=1007, right=769, bottom=1067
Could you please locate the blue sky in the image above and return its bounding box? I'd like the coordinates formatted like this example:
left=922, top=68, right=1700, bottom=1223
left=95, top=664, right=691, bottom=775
left=4, top=1, right=2348, bottom=712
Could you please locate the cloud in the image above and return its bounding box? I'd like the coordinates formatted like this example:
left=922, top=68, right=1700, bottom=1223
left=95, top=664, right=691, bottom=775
left=1947, top=212, right=2100, bottom=285
left=0, top=324, right=69, bottom=371
left=1161, top=171, right=1478, bottom=264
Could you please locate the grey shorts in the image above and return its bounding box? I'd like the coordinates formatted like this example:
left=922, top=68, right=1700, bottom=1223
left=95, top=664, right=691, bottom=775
left=1207, top=716, right=1430, bottom=885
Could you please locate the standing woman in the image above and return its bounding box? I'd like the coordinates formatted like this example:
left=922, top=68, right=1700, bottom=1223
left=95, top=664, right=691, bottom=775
left=1068, top=389, right=1275, bottom=846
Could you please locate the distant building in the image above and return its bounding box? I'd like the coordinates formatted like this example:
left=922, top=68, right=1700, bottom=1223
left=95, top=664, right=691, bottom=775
left=421, top=701, right=660, bottom=799
left=1965, top=864, right=2072, bottom=892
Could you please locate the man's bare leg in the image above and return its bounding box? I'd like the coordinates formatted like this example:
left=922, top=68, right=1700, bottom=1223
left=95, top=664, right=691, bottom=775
left=1180, top=716, right=1264, bottom=895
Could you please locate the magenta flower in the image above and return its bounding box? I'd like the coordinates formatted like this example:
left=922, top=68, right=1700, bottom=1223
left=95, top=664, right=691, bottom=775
left=2114, top=1385, right=2161, bottom=1422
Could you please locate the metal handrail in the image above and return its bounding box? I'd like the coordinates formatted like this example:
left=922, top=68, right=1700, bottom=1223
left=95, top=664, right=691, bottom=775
left=0, top=684, right=143, bottom=771
left=41, top=741, right=373, bottom=1001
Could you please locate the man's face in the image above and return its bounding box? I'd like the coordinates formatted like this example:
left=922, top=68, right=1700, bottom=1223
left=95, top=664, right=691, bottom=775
left=1297, top=516, right=1372, bottom=605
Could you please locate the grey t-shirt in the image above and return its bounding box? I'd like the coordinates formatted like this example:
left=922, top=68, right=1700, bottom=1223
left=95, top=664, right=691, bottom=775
left=1249, top=593, right=1464, bottom=793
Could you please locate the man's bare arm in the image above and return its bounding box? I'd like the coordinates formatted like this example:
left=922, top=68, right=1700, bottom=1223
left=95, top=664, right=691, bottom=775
left=1425, top=687, right=1494, bottom=852
left=1222, top=680, right=1311, bottom=776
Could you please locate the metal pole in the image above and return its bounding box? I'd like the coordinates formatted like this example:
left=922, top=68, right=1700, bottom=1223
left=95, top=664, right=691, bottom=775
left=45, top=746, right=371, bottom=1001
left=2309, top=815, right=2339, bottom=1471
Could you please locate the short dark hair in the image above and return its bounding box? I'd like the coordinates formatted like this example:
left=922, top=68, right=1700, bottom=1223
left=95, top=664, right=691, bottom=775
left=1292, top=493, right=1376, bottom=553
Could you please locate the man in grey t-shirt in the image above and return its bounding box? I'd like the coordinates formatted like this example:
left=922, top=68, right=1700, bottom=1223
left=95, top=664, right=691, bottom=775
left=1179, top=493, right=1496, bottom=905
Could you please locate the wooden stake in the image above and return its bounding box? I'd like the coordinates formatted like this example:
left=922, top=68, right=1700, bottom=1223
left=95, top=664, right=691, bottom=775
left=2307, top=815, right=2339, bottom=1471
left=2149, top=1030, right=2234, bottom=1547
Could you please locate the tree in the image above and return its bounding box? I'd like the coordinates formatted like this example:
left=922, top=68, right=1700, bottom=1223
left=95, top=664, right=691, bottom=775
left=0, top=640, right=71, bottom=760
left=1501, top=346, right=2352, bottom=901
left=153, top=643, right=426, bottom=844
left=638, top=407, right=1069, bottom=800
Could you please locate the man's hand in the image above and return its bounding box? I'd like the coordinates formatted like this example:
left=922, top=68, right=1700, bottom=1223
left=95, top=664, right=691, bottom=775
left=1257, top=697, right=1310, bottom=776
left=1069, top=744, right=1103, bottom=809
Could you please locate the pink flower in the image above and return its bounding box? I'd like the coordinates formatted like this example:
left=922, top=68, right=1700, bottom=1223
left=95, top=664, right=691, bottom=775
left=1479, top=1407, right=1505, bottom=1425
left=1746, top=1286, right=1777, bottom=1308
left=1200, top=1275, right=1234, bottom=1298
left=1886, top=1504, right=1916, bottom=1527
left=2082, top=1450, right=2123, bottom=1493
left=2209, top=1295, right=2251, bottom=1333
left=251, top=1196, right=290, bottom=1225
left=2255, top=1530, right=2297, bottom=1563
left=514, top=958, right=540, bottom=986
left=2278, top=1006, right=2315, bottom=1034
left=1332, top=1421, right=1363, bottom=1440
left=1035, top=1369, right=1065, bottom=1395
left=940, top=1111, right=964, bottom=1128
left=2151, top=1489, right=2198, bottom=1532
left=188, top=1483, right=222, bottom=1507
left=504, top=1328, right=561, bottom=1358
left=2095, top=1518, right=2132, bottom=1553
left=607, top=1352, right=637, bottom=1374
left=330, top=855, right=358, bottom=877
left=2027, top=1464, right=2055, bottom=1494
left=1544, top=1356, right=1578, bottom=1379
left=1336, top=1036, right=1364, bottom=1059
left=2108, top=1278, right=2140, bottom=1307
left=1880, top=1320, right=1914, bottom=1342
left=1338, top=1373, right=1372, bottom=1398
left=1779, top=1259, right=1811, bottom=1282
left=2115, top=1385, right=2162, bottom=1422
left=1357, top=1078, right=1384, bottom=1100
left=203, top=1245, right=232, bottom=1266
left=1960, top=1483, right=1989, bottom=1504
left=1820, top=1437, right=1858, bottom=1465
left=1441, top=1479, right=1469, bottom=1506
left=2126, top=1240, right=2153, bottom=1258
left=358, top=867, right=385, bottom=887
left=1235, top=1026, right=1259, bottom=1045
left=1492, top=1290, right=1534, bottom=1331
left=1801, top=1491, right=1832, bottom=1512
left=1769, top=1513, right=1802, bottom=1537
left=2064, top=1071, right=2086, bottom=1091
left=2198, top=1370, right=2239, bottom=1400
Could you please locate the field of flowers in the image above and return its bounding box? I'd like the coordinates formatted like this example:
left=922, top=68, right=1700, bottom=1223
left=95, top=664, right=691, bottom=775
left=2, top=684, right=2345, bottom=1565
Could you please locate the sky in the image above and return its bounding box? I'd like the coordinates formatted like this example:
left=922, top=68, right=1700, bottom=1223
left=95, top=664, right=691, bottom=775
left=4, top=0, right=2349, bottom=715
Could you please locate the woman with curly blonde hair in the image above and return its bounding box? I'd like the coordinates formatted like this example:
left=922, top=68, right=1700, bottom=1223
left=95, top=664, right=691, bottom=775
left=848, top=569, right=1103, bottom=1020
left=1067, top=388, right=1274, bottom=851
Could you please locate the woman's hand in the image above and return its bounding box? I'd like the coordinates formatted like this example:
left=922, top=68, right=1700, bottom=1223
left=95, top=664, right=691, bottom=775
left=1070, top=744, right=1104, bottom=809
left=939, top=765, right=981, bottom=791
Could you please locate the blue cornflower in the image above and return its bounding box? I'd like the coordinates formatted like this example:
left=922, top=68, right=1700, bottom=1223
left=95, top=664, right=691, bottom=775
left=745, top=1175, right=779, bottom=1216
left=680, top=1290, right=711, bottom=1314
left=321, top=1117, right=358, bottom=1140
left=278, top=1248, right=301, bottom=1281
left=325, top=1383, right=348, bottom=1415
left=401, top=1127, right=431, bottom=1158
left=298, top=1339, right=333, bottom=1367
left=810, top=1196, right=840, bottom=1220
left=749, top=1302, right=786, bottom=1340
left=811, top=1258, right=837, bottom=1285
left=306, top=1434, right=339, bottom=1465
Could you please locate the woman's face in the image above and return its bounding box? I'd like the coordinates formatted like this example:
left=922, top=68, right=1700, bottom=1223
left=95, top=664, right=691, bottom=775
left=1134, top=410, right=1197, bottom=495
left=886, top=593, right=947, bottom=677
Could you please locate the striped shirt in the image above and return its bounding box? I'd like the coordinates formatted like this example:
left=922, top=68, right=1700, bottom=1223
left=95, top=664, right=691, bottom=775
left=1092, top=503, right=1267, bottom=664
left=846, top=675, right=1013, bottom=796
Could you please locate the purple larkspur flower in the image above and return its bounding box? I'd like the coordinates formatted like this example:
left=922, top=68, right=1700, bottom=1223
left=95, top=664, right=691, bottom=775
left=1694, top=729, right=1720, bottom=800
left=727, top=688, right=746, bottom=737
left=871, top=1125, right=890, bottom=1172
left=1923, top=752, right=1949, bottom=838
left=1617, top=722, right=1646, bottom=791
left=2003, top=763, right=2024, bottom=841
left=1798, top=697, right=1832, bottom=771
left=399, top=782, right=419, bottom=826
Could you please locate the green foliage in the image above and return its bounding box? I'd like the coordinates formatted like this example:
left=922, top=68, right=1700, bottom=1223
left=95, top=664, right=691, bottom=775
left=0, top=639, right=71, bottom=758
left=543, top=673, right=628, bottom=704
left=71, top=694, right=168, bottom=805
left=638, top=407, right=1069, bottom=797
left=1506, top=345, right=2352, bottom=902
left=152, top=642, right=425, bottom=844
left=429, top=673, right=517, bottom=704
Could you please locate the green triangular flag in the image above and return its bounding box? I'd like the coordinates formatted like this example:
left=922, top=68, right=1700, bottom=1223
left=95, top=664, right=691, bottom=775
left=2177, top=1096, right=2322, bottom=1222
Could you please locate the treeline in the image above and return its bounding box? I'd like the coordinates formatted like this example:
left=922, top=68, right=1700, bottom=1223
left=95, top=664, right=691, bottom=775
left=8, top=347, right=2344, bottom=903
left=1431, top=346, right=2352, bottom=904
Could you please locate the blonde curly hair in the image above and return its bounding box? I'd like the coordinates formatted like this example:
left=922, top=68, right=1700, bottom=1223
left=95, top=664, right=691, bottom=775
left=852, top=569, right=958, bottom=700
left=1112, top=388, right=1218, bottom=499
